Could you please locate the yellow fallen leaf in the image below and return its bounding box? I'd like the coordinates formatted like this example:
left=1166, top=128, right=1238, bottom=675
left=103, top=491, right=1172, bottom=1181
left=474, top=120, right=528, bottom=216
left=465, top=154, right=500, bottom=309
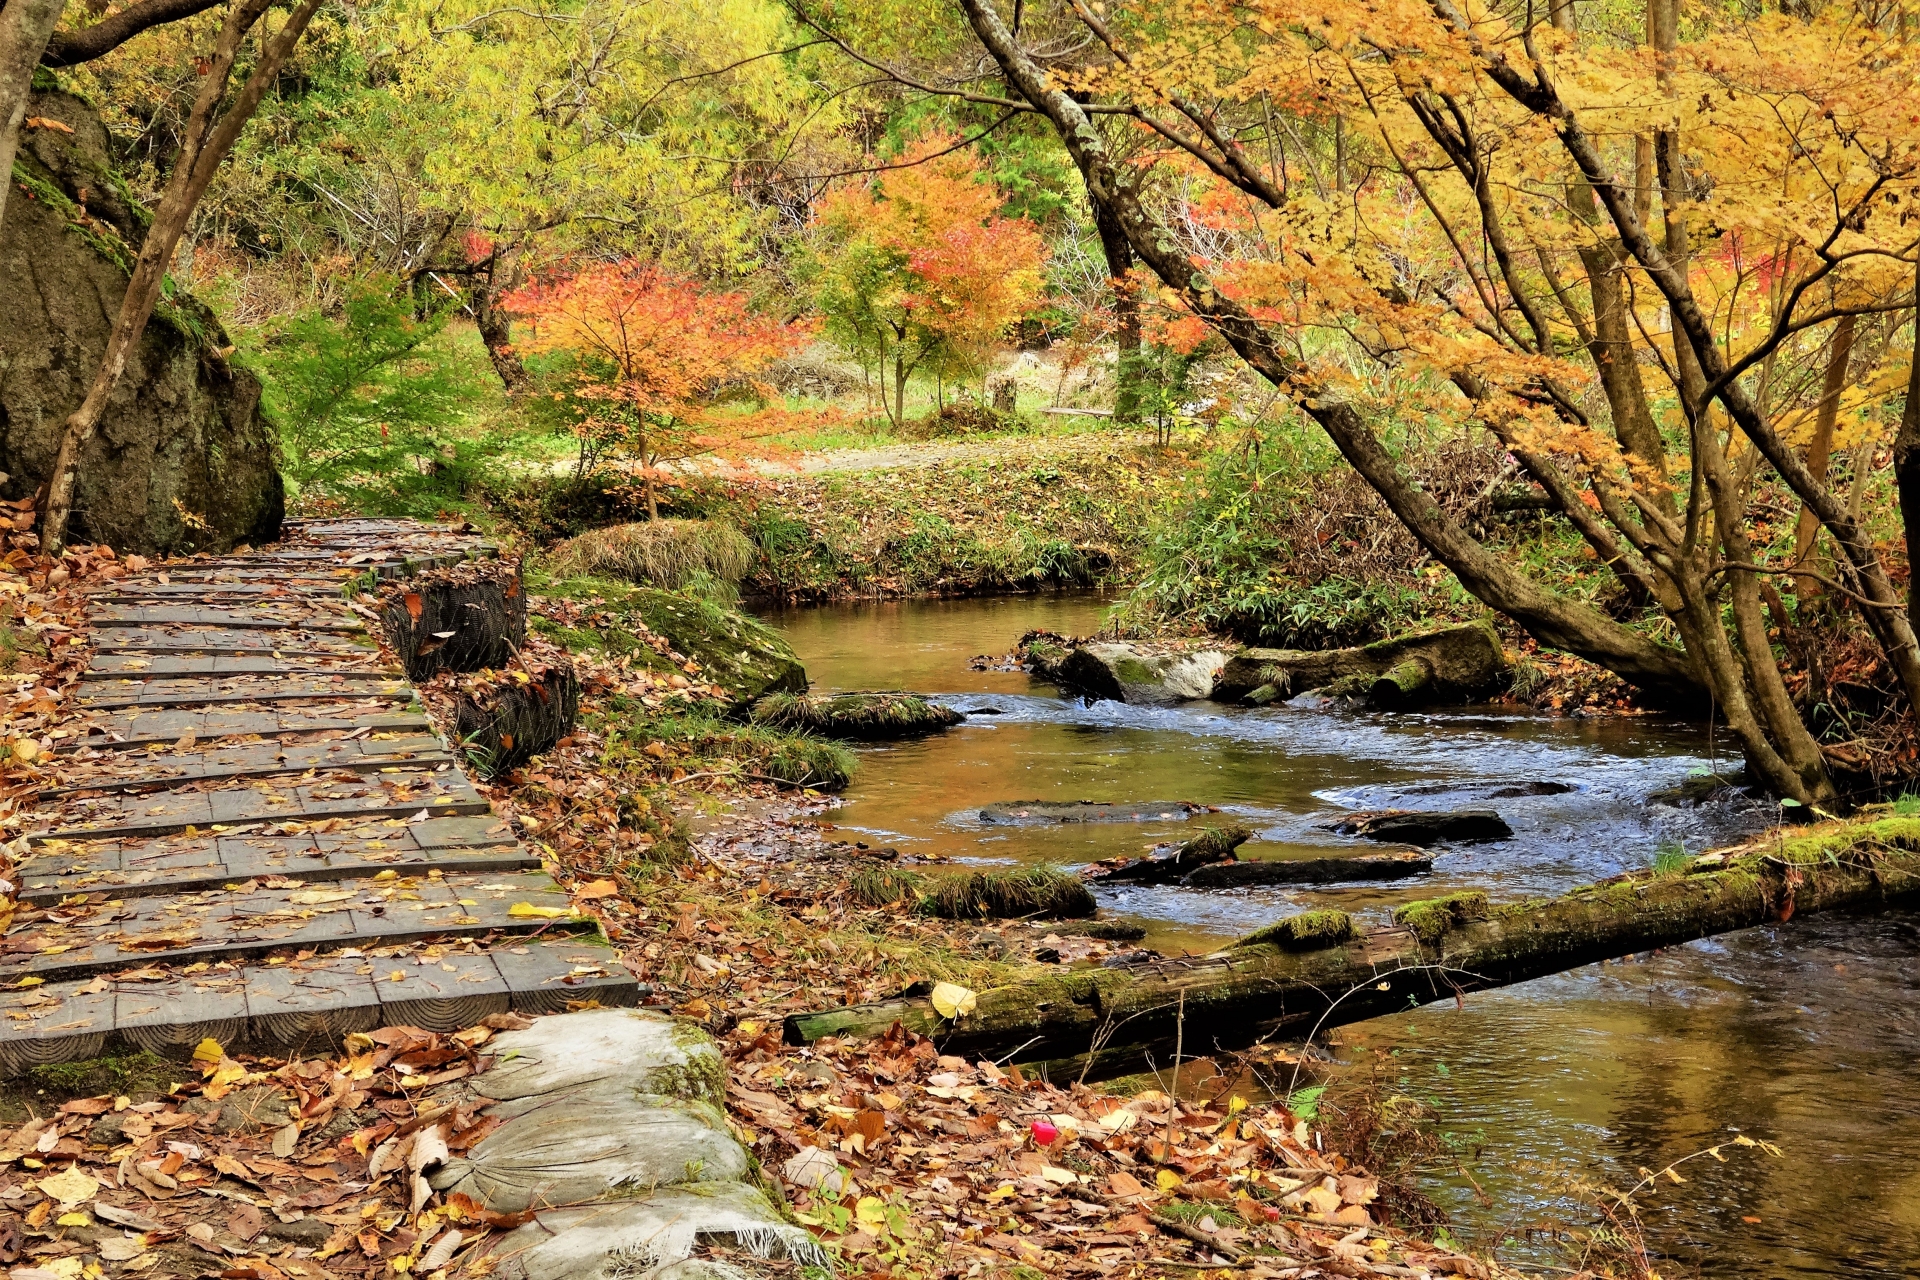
left=56, top=1211, right=89, bottom=1227
left=1156, top=1168, right=1183, bottom=1191
left=929, top=982, right=976, bottom=1019
left=191, top=1037, right=224, bottom=1064
left=10, top=738, right=40, bottom=763
left=38, top=1167, right=99, bottom=1205
left=289, top=888, right=354, bottom=905
left=12, top=976, right=43, bottom=988
left=507, top=902, right=570, bottom=919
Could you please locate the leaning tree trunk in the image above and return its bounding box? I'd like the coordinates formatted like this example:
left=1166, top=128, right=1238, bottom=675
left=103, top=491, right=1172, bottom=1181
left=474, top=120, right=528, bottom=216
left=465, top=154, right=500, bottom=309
left=474, top=250, right=529, bottom=394
left=1092, top=196, right=1143, bottom=422
left=380, top=558, right=526, bottom=680
left=786, top=820, right=1920, bottom=1080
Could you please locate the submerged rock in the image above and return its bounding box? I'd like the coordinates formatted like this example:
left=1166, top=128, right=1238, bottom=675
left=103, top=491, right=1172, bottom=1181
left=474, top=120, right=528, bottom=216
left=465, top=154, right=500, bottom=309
left=1055, top=642, right=1231, bottom=705
left=1322, top=808, right=1512, bottom=846
left=1212, top=621, right=1508, bottom=708
left=1181, top=847, right=1433, bottom=886
left=979, top=800, right=1208, bottom=824
left=749, top=690, right=962, bottom=740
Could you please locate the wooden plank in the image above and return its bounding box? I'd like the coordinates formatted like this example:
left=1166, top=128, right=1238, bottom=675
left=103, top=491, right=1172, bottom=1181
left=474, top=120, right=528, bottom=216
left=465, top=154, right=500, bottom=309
left=45, top=732, right=452, bottom=797
left=494, top=936, right=643, bottom=1014
left=38, top=773, right=490, bottom=843
left=74, top=677, right=416, bottom=711
left=55, top=707, right=434, bottom=752
left=83, top=655, right=400, bottom=679
left=377, top=951, right=511, bottom=1031
left=244, top=963, right=384, bottom=1055
left=88, top=607, right=364, bottom=632
left=91, top=627, right=376, bottom=656
left=0, top=871, right=585, bottom=982
left=24, top=824, right=532, bottom=904
left=114, top=974, right=250, bottom=1057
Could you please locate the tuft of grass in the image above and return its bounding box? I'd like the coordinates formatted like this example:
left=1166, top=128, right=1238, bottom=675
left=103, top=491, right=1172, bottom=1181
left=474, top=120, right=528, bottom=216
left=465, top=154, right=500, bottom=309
left=850, top=865, right=927, bottom=908
left=750, top=691, right=962, bottom=740
left=1651, top=838, right=1692, bottom=876
left=920, top=867, right=1095, bottom=920
left=1893, top=793, right=1920, bottom=817
left=549, top=518, right=756, bottom=590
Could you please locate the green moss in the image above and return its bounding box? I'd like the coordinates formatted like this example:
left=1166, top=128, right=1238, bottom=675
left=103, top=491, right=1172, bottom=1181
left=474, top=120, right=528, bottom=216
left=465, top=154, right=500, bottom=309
left=1392, top=890, right=1490, bottom=945
left=9, top=161, right=135, bottom=274
left=1235, top=909, right=1355, bottom=951
left=750, top=691, right=961, bottom=740
left=1113, top=657, right=1159, bottom=685
left=1181, top=823, right=1253, bottom=861
left=639, top=1052, right=728, bottom=1108
left=1780, top=815, right=1920, bottom=864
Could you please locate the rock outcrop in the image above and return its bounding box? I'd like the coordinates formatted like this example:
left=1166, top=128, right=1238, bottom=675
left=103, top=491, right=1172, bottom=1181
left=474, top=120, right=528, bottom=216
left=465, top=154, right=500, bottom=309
left=1055, top=642, right=1231, bottom=705
left=1211, top=621, right=1508, bottom=707
left=0, top=88, right=282, bottom=555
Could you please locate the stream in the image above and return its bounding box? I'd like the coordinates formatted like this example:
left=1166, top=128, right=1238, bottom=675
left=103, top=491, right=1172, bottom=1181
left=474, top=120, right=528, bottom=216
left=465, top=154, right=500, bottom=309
left=766, top=593, right=1920, bottom=1277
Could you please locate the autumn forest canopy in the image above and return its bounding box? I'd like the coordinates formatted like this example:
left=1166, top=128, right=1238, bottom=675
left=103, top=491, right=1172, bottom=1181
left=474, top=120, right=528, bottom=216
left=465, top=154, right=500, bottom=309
left=12, top=0, right=1920, bottom=801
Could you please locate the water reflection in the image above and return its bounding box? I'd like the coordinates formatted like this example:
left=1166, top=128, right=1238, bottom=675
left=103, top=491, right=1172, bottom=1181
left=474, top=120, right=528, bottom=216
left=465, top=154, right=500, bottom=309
left=765, top=593, right=1920, bottom=1277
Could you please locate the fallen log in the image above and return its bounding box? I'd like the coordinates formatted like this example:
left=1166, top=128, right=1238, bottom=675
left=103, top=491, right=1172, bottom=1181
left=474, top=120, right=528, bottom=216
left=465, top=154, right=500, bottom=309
left=1181, top=848, right=1432, bottom=887
left=783, top=817, right=1920, bottom=1080
left=979, top=800, right=1208, bottom=824
left=1082, top=824, right=1252, bottom=885
left=382, top=558, right=526, bottom=680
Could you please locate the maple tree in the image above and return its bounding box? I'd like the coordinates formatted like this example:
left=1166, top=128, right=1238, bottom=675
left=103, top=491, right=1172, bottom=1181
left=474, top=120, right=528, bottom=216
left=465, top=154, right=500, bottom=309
left=795, top=0, right=1920, bottom=802
left=504, top=260, right=811, bottom=517
left=810, top=135, right=1047, bottom=426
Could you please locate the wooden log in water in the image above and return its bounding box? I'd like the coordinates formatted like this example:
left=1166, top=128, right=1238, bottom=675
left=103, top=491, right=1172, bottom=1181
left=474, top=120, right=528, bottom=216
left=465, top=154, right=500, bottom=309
left=382, top=559, right=526, bottom=681
left=1082, top=824, right=1252, bottom=885
left=1181, top=847, right=1431, bottom=887
left=784, top=818, right=1920, bottom=1078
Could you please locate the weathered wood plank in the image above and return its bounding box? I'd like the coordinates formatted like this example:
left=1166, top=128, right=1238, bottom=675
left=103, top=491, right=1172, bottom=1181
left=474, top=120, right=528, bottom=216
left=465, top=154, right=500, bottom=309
left=56, top=707, right=434, bottom=752
left=74, top=676, right=416, bottom=711
left=45, top=734, right=454, bottom=797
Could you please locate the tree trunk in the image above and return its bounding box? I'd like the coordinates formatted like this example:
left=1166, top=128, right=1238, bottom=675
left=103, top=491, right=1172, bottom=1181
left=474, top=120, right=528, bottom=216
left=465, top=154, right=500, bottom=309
left=893, top=353, right=908, bottom=428
left=40, top=0, right=322, bottom=553
left=1898, top=281, right=1920, bottom=621
left=1575, top=243, right=1665, bottom=475
left=1793, top=313, right=1855, bottom=603
left=0, top=0, right=67, bottom=242
left=1092, top=195, right=1142, bottom=422
left=380, top=559, right=526, bottom=681
left=786, top=821, right=1920, bottom=1080
left=453, top=660, right=579, bottom=779
left=474, top=252, right=529, bottom=395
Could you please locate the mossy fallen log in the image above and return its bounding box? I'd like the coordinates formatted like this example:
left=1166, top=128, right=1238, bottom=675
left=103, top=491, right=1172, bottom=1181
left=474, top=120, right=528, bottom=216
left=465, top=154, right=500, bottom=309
left=748, top=691, right=963, bottom=740
left=784, top=818, right=1920, bottom=1079
left=383, top=559, right=526, bottom=680
left=850, top=865, right=1095, bottom=919
left=1213, top=620, right=1506, bottom=708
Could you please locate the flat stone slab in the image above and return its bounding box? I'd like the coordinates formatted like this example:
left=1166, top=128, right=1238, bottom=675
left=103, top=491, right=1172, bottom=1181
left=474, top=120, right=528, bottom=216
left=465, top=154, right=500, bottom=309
left=979, top=800, right=1209, bottom=824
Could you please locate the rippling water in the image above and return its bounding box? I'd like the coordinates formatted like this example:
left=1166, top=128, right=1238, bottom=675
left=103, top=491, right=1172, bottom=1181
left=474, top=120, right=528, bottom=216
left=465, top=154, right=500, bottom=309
left=765, top=593, right=1920, bottom=1277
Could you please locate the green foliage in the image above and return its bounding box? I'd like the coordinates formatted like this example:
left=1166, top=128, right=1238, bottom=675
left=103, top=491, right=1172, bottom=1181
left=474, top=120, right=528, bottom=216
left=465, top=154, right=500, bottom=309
left=255, top=279, right=468, bottom=492
left=849, top=865, right=927, bottom=908
left=1285, top=1084, right=1328, bottom=1122
left=749, top=691, right=962, bottom=739
left=1127, top=435, right=1431, bottom=647
left=1650, top=838, right=1692, bottom=876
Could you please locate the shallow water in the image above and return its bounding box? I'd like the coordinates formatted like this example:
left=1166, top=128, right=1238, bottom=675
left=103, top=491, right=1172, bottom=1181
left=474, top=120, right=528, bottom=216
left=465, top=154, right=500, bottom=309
left=767, top=593, right=1920, bottom=1277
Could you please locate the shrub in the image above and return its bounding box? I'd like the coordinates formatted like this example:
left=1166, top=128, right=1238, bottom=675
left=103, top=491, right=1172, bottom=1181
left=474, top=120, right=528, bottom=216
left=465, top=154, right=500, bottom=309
left=548, top=519, right=756, bottom=590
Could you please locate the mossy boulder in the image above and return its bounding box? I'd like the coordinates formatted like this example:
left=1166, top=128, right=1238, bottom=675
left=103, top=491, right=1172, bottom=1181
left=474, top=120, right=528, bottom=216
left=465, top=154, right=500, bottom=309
left=1235, top=909, right=1356, bottom=951
left=749, top=690, right=962, bottom=740
left=0, top=89, right=281, bottom=554
left=1053, top=642, right=1231, bottom=705
left=1212, top=620, right=1508, bottom=708
left=617, top=587, right=806, bottom=710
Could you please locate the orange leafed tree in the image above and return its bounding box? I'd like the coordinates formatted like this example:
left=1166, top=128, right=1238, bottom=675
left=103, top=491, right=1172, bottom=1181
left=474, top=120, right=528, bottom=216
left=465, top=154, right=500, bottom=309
left=812, top=136, right=1046, bottom=426
left=505, top=262, right=812, bottom=516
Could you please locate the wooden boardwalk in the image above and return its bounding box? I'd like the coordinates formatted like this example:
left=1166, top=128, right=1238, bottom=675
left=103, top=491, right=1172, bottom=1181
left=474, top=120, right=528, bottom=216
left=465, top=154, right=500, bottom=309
left=5, top=518, right=638, bottom=1073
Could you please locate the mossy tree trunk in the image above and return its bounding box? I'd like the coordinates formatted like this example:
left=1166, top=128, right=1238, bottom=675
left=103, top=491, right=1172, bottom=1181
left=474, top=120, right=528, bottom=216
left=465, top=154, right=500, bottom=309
left=453, top=662, right=580, bottom=778
left=382, top=561, right=527, bottom=681
left=786, top=820, right=1920, bottom=1080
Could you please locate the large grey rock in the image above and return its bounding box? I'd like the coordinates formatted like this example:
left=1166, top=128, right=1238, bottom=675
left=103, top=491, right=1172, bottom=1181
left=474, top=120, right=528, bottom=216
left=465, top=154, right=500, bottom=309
left=0, top=89, right=281, bottom=555
left=1054, top=643, right=1230, bottom=705
left=1211, top=621, right=1507, bottom=707
left=479, top=1183, right=827, bottom=1280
